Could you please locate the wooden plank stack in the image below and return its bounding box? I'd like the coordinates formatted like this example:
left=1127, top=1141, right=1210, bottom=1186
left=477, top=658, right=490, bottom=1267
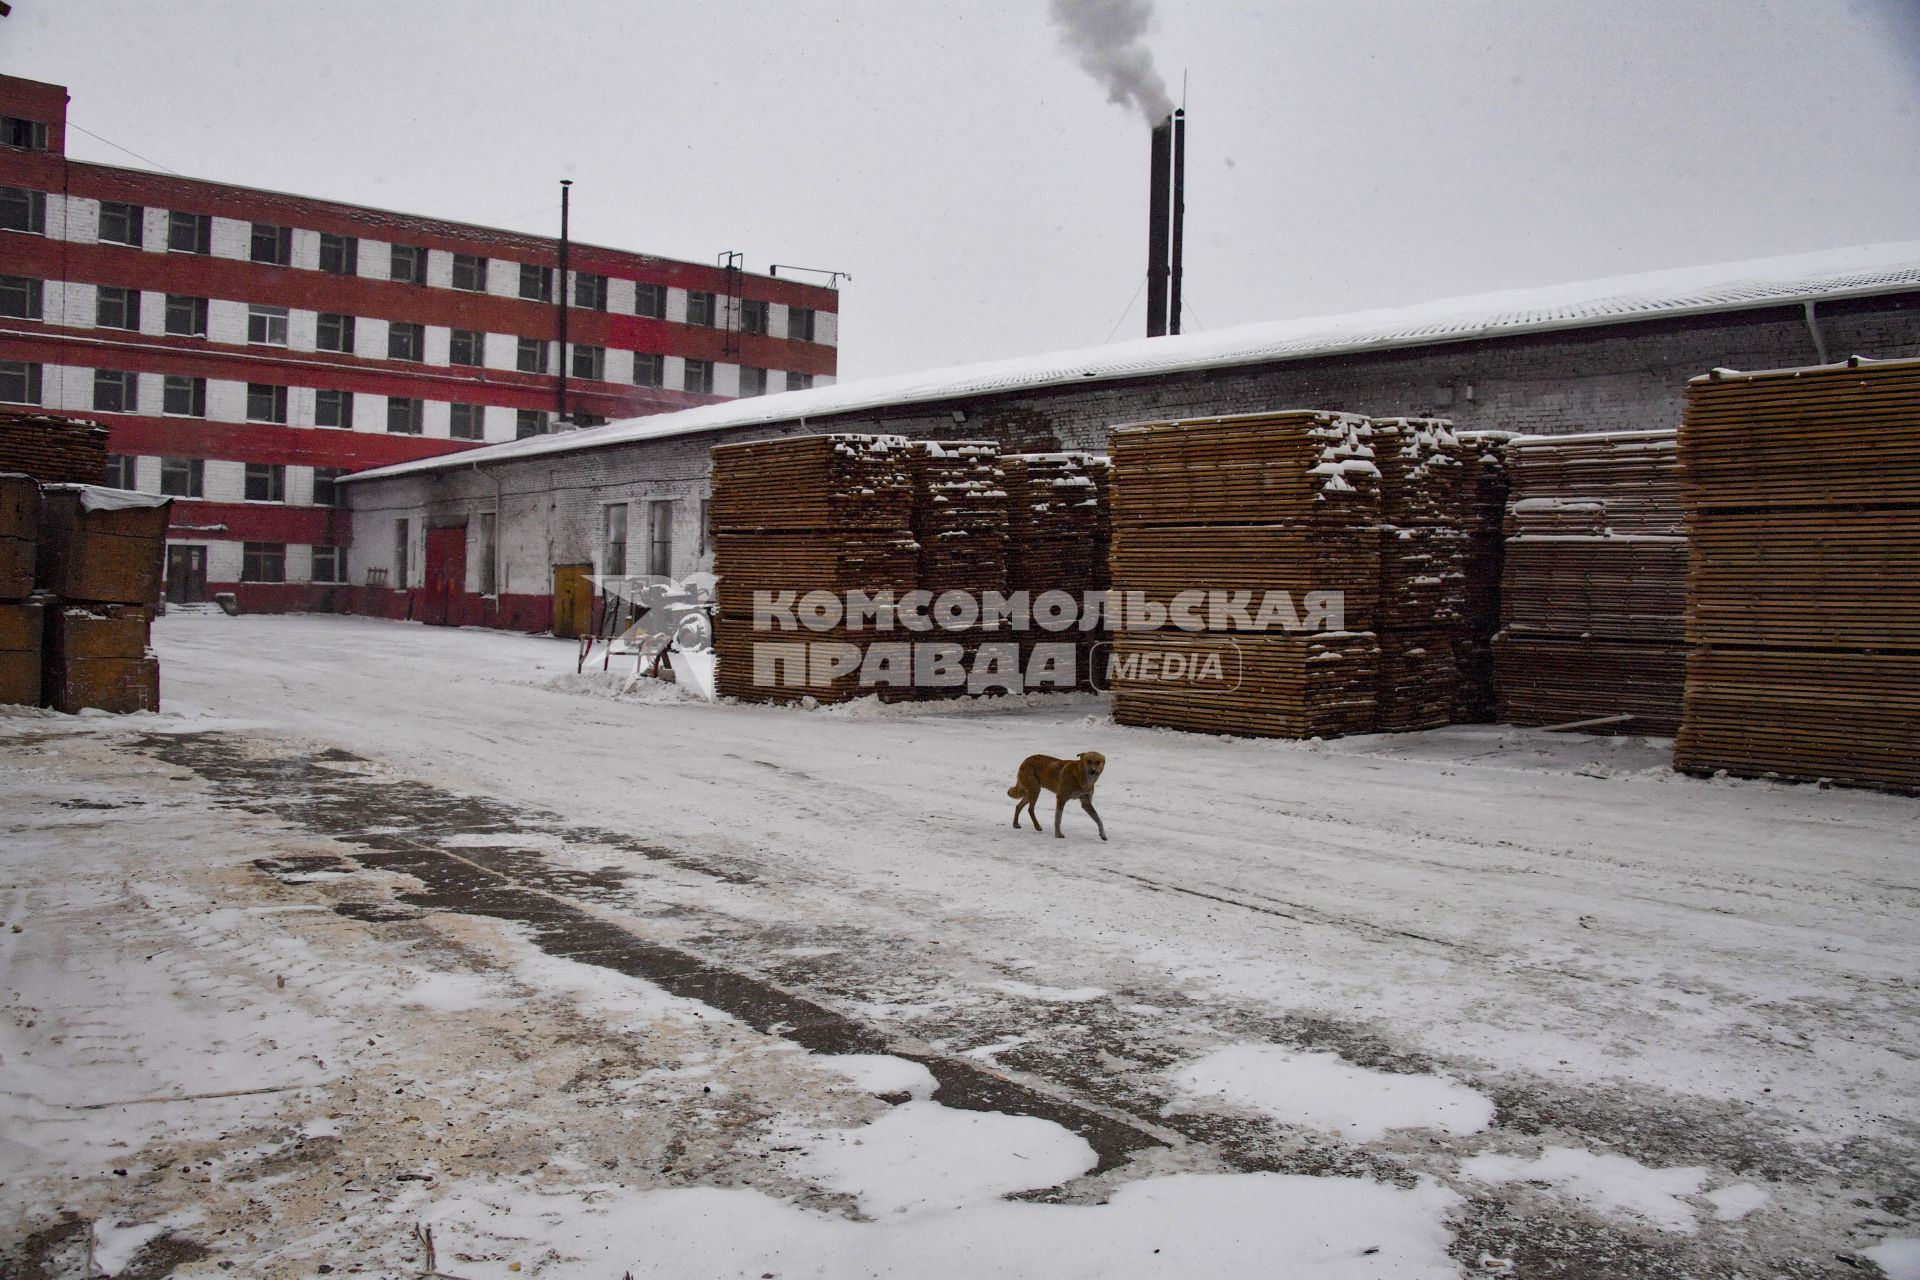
left=0, top=473, right=40, bottom=706
left=33, top=485, right=168, bottom=713
left=1675, top=357, right=1920, bottom=791
left=1494, top=431, right=1686, bottom=734
left=908, top=441, right=1008, bottom=601
left=1451, top=432, right=1512, bottom=721
left=1109, top=410, right=1384, bottom=738
left=1372, top=418, right=1467, bottom=732
left=1004, top=452, right=1108, bottom=689
left=712, top=435, right=917, bottom=704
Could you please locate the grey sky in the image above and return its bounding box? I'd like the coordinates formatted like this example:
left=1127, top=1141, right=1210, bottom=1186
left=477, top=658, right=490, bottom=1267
left=4, top=0, right=1917, bottom=383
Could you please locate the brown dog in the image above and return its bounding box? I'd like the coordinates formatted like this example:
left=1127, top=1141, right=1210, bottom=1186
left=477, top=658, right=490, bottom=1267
left=1007, top=751, right=1108, bottom=840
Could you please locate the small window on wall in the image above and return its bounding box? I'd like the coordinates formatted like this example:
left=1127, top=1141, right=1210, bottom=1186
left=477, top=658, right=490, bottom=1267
left=515, top=409, right=547, bottom=439
left=242, top=542, right=286, bottom=583
left=516, top=337, right=549, bottom=374
left=316, top=312, right=355, bottom=352
left=603, top=503, right=628, bottom=578
left=315, top=389, right=354, bottom=428
left=167, top=211, right=211, bottom=254
left=571, top=344, right=604, bottom=381
left=739, top=366, right=767, bottom=397
left=319, top=233, right=358, bottom=275
left=247, top=383, right=288, bottom=423
left=312, top=467, right=346, bottom=506
left=96, top=287, right=141, bottom=331
left=106, top=454, right=136, bottom=490
left=574, top=273, right=608, bottom=311
left=740, top=299, right=768, bottom=335
left=1, top=117, right=49, bottom=151
left=634, top=283, right=666, bottom=319
left=449, top=403, right=485, bottom=440
left=786, top=371, right=814, bottom=392
left=388, top=322, right=425, bottom=362
left=312, top=545, right=346, bottom=584
left=0, top=275, right=42, bottom=319
left=98, top=202, right=143, bottom=247
left=248, top=304, right=290, bottom=346
left=787, top=306, right=816, bottom=342
left=165, top=294, right=208, bottom=336
left=633, top=352, right=664, bottom=388
left=647, top=499, right=673, bottom=577
left=683, top=358, right=713, bottom=394
left=386, top=396, right=424, bottom=434
left=1, top=187, right=47, bottom=234
left=685, top=290, right=715, bottom=327
left=519, top=263, right=552, bottom=301
left=160, top=457, right=204, bottom=498
left=250, top=222, right=292, bottom=266
left=391, top=244, right=428, bottom=284
left=244, top=463, right=287, bottom=503
left=0, top=360, right=43, bottom=405
left=451, top=253, right=488, bottom=291
left=163, top=375, right=207, bottom=417
left=394, top=519, right=411, bottom=588
left=448, top=328, right=483, bottom=366
left=93, top=369, right=137, bottom=413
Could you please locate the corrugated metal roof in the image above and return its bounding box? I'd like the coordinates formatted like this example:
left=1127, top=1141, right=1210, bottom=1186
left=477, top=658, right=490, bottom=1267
left=346, top=241, right=1920, bottom=484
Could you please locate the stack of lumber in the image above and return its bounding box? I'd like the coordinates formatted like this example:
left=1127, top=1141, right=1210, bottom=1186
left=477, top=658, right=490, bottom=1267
left=1004, top=452, right=1107, bottom=690
left=0, top=473, right=40, bottom=705
left=712, top=435, right=917, bottom=704
left=908, top=441, right=1008, bottom=601
left=1372, top=418, right=1466, bottom=732
left=1109, top=410, right=1384, bottom=738
left=1675, top=357, right=1920, bottom=791
left=1451, top=432, right=1512, bottom=720
left=1494, top=430, right=1685, bottom=735
left=32, top=484, right=169, bottom=713
left=0, top=411, right=109, bottom=487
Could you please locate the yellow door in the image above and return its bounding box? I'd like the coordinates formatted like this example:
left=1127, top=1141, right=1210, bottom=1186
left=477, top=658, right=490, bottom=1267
left=552, top=563, right=594, bottom=639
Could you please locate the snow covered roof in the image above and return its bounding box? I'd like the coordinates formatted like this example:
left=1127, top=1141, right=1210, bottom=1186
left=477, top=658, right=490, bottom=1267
left=345, top=240, right=1920, bottom=485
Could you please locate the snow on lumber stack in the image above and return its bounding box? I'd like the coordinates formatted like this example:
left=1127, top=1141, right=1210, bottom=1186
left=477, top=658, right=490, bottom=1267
left=1493, top=430, right=1685, bottom=735
left=1375, top=629, right=1461, bottom=734
left=1003, top=452, right=1108, bottom=690
left=710, top=435, right=913, bottom=532
left=1676, top=357, right=1920, bottom=791
left=1108, top=411, right=1384, bottom=738
left=907, top=441, right=1008, bottom=601
left=1371, top=418, right=1468, bottom=733
left=1450, top=432, right=1513, bottom=721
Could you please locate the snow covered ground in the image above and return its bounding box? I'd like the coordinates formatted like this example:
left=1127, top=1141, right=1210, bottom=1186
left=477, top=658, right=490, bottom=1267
left=2, top=612, right=1915, bottom=1278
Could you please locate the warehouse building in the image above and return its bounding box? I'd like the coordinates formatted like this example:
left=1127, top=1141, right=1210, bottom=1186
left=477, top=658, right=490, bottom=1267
left=343, top=241, right=1920, bottom=635
left=0, top=73, right=839, bottom=612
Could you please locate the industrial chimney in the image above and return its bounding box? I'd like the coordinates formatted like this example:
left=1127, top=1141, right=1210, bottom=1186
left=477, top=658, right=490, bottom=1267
left=1146, top=108, right=1185, bottom=338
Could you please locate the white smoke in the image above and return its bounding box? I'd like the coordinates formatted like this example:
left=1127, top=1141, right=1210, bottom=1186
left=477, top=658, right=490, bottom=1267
left=1049, top=0, right=1175, bottom=125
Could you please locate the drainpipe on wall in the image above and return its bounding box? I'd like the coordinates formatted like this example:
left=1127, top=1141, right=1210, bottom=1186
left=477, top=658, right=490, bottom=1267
left=1803, top=300, right=1831, bottom=365
left=470, top=459, right=505, bottom=597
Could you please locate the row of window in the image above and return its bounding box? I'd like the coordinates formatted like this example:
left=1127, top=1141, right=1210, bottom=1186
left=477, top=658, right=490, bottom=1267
left=0, top=187, right=821, bottom=338
left=0, top=278, right=821, bottom=393
left=0, top=359, right=816, bottom=429
left=230, top=541, right=345, bottom=584
left=113, top=454, right=348, bottom=505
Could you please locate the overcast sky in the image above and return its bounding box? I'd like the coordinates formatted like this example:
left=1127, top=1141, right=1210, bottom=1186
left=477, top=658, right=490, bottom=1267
left=5, top=0, right=1917, bottom=382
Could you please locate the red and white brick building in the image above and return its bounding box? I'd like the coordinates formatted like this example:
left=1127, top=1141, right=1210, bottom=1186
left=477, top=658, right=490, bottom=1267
left=0, top=73, right=837, bottom=611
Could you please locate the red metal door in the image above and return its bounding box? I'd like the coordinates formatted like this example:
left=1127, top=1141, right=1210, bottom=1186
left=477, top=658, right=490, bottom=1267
left=423, top=526, right=466, bottom=626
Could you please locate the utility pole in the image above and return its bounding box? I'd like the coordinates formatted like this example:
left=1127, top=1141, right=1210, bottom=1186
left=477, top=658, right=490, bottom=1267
left=555, top=179, right=572, bottom=429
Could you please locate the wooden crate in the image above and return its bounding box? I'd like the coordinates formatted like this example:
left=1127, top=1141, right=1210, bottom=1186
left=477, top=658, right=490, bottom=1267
left=35, top=486, right=171, bottom=606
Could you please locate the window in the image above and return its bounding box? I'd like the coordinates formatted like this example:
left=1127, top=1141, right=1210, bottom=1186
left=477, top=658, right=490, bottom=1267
left=787, top=372, right=815, bottom=392
left=241, top=542, right=286, bottom=583
left=386, top=396, right=423, bottom=434
left=0, top=361, right=41, bottom=405
left=388, top=322, right=425, bottom=362
left=518, top=263, right=552, bottom=301
left=160, top=457, right=204, bottom=498
left=604, top=503, right=628, bottom=578
left=635, top=283, right=666, bottom=319
left=647, top=500, right=674, bottom=577
left=247, top=304, right=290, bottom=346
left=574, top=272, right=608, bottom=311
left=251, top=222, right=292, bottom=265
left=449, top=403, right=485, bottom=440
left=315, top=389, right=354, bottom=428
left=1, top=187, right=46, bottom=234
left=683, top=358, right=713, bottom=394
left=685, top=290, right=715, bottom=327
left=515, top=337, right=549, bottom=374
left=1, top=117, right=49, bottom=151
left=478, top=512, right=497, bottom=595
left=167, top=211, right=211, bottom=254
left=164, top=294, right=208, bottom=337
left=96, top=287, right=141, bottom=330
left=93, top=369, right=137, bottom=413
left=390, top=244, right=427, bottom=284
left=162, top=375, right=207, bottom=417
left=515, top=409, right=547, bottom=439
left=787, top=307, right=816, bottom=342
left=247, top=383, right=288, bottom=423
left=394, top=519, right=410, bottom=588
left=741, top=299, right=768, bottom=335
left=633, top=352, right=664, bottom=388
left=739, top=366, right=767, bottom=397
left=0, top=275, right=41, bottom=319
left=316, top=312, right=355, bottom=353
left=244, top=462, right=287, bottom=503
left=319, top=233, right=358, bottom=275
left=97, top=201, right=144, bottom=247
left=571, top=344, right=604, bottom=380
left=448, top=328, right=482, bottom=366
left=312, top=545, right=346, bottom=584
left=106, top=455, right=137, bottom=490
left=573, top=412, right=608, bottom=428
left=312, top=468, right=347, bottom=507
left=451, top=253, right=487, bottom=291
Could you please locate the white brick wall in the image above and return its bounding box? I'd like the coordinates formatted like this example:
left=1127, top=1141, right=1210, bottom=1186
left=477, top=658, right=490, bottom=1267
left=64, top=197, right=99, bottom=244
left=206, top=379, right=246, bottom=423
left=209, top=216, right=250, bottom=261
left=482, top=331, right=517, bottom=371
left=485, top=262, right=520, bottom=299
left=201, top=459, right=245, bottom=503
left=287, top=308, right=319, bottom=352
left=358, top=239, right=391, bottom=280
left=817, top=311, right=839, bottom=348
left=712, top=363, right=740, bottom=398
left=355, top=316, right=388, bottom=361
left=662, top=355, right=687, bottom=391
left=665, top=287, right=689, bottom=325
left=350, top=392, right=382, bottom=433
left=140, top=207, right=168, bottom=253
left=206, top=541, right=244, bottom=585
left=207, top=299, right=248, bottom=346
left=290, top=228, right=321, bottom=271
left=424, top=325, right=451, bottom=366
left=137, top=294, right=167, bottom=338
left=606, top=277, right=636, bottom=315
left=769, top=302, right=790, bottom=338
left=425, top=250, right=453, bottom=289
left=61, top=282, right=94, bottom=329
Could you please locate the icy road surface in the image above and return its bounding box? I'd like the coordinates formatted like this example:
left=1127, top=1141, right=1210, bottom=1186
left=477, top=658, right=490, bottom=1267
left=2, top=613, right=1915, bottom=1278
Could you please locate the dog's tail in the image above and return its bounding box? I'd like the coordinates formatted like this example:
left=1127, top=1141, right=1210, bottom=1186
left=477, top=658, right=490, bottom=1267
left=1007, top=784, right=1021, bottom=798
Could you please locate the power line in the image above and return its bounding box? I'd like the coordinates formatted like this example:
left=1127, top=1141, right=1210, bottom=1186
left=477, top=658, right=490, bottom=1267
left=65, top=121, right=183, bottom=176
left=1104, top=273, right=1149, bottom=344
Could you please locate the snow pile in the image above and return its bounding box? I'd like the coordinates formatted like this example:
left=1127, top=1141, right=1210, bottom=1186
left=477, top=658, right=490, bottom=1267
left=1166, top=1045, right=1493, bottom=1143
left=1460, top=1146, right=1711, bottom=1233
